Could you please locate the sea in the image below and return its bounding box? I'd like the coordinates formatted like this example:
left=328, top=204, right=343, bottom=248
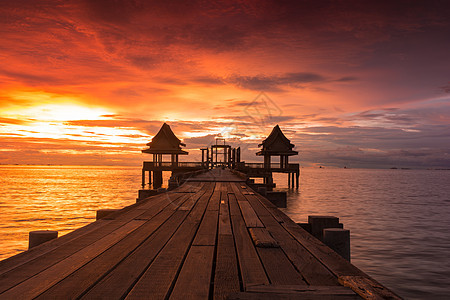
left=0, top=165, right=449, bottom=299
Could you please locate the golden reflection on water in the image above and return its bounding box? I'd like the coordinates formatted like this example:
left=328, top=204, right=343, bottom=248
left=0, top=165, right=146, bottom=260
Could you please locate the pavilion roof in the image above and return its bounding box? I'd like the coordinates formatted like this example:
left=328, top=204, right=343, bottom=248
left=142, top=123, right=188, bottom=155
left=256, top=125, right=298, bottom=156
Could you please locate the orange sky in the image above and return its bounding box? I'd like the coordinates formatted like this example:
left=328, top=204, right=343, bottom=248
left=1, top=0, right=450, bottom=168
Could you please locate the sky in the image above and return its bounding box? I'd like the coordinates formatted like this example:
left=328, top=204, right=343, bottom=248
left=0, top=0, right=449, bottom=168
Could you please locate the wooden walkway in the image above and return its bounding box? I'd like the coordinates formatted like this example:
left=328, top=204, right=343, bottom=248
left=0, top=170, right=399, bottom=299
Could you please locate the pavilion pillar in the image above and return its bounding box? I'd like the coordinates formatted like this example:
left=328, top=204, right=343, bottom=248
left=224, top=147, right=227, bottom=165
left=288, top=171, right=291, bottom=187
left=141, top=169, right=145, bottom=188
left=264, top=155, right=271, bottom=169
left=232, top=148, right=236, bottom=167
left=153, top=171, right=163, bottom=189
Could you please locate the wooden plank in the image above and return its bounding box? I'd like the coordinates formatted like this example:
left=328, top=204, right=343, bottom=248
left=228, top=193, right=241, bottom=216
left=0, top=219, right=112, bottom=277
left=246, top=284, right=358, bottom=295
left=230, top=184, right=263, bottom=228
left=248, top=228, right=279, bottom=248
left=81, top=185, right=213, bottom=299
left=245, top=194, right=339, bottom=286
left=192, top=209, right=219, bottom=246
left=35, top=194, right=191, bottom=299
left=135, top=193, right=190, bottom=220
left=207, top=183, right=222, bottom=211
left=0, top=191, right=189, bottom=293
left=227, top=291, right=359, bottom=300
left=238, top=201, right=264, bottom=228
left=214, top=234, right=240, bottom=300
left=218, top=192, right=232, bottom=236
left=0, top=220, right=146, bottom=299
left=0, top=193, right=179, bottom=276
left=214, top=193, right=240, bottom=300
left=123, top=183, right=215, bottom=299
left=0, top=217, right=146, bottom=294
left=256, top=247, right=305, bottom=285
left=77, top=210, right=189, bottom=300
left=228, top=193, right=269, bottom=288
left=178, top=185, right=208, bottom=211
left=338, top=276, right=401, bottom=300
left=169, top=245, right=215, bottom=299
left=258, top=196, right=367, bottom=278
left=192, top=183, right=220, bottom=245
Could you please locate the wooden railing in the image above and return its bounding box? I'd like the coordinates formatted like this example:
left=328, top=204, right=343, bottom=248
left=240, top=163, right=299, bottom=170
left=143, top=161, right=206, bottom=168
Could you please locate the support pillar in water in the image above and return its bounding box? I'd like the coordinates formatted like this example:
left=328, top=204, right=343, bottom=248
left=153, top=171, right=163, bottom=189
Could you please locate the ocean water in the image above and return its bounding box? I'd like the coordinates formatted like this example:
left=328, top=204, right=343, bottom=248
left=0, top=166, right=449, bottom=299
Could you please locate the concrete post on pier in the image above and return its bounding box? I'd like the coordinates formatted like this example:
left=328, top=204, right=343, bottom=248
left=323, top=228, right=350, bottom=261
left=28, top=230, right=58, bottom=249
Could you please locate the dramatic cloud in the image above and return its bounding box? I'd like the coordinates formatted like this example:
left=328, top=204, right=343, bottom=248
left=0, top=0, right=449, bottom=167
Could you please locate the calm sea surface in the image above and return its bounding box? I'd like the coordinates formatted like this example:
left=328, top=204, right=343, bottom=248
left=0, top=166, right=449, bottom=299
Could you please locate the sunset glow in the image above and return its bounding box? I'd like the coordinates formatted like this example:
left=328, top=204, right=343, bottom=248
left=0, top=1, right=449, bottom=167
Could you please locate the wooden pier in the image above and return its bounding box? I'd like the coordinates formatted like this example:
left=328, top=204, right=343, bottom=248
left=0, top=169, right=399, bottom=299
left=140, top=124, right=300, bottom=193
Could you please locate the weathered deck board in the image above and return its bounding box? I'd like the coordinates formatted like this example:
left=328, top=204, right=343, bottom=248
left=0, top=169, right=401, bottom=300
left=169, top=245, right=215, bottom=299
left=213, top=192, right=240, bottom=300
left=1, top=220, right=146, bottom=299
left=35, top=194, right=192, bottom=299
left=228, top=192, right=270, bottom=289
left=239, top=189, right=339, bottom=285
left=124, top=182, right=215, bottom=299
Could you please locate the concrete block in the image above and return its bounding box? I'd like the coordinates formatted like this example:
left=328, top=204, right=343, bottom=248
left=296, top=222, right=312, bottom=233
left=29, top=230, right=58, bottom=249
left=323, top=228, right=351, bottom=261
left=308, top=216, right=340, bottom=240
left=137, top=189, right=158, bottom=201
left=96, top=209, right=119, bottom=220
